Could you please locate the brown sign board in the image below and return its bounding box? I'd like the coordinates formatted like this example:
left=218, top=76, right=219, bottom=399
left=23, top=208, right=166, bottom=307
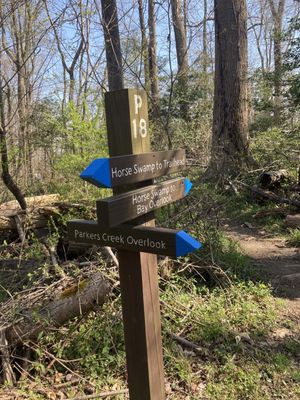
left=67, top=220, right=201, bottom=257
left=96, top=177, right=192, bottom=227
left=80, top=149, right=186, bottom=188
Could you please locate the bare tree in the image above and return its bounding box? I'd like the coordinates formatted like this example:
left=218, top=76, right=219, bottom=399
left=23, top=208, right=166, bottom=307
left=44, top=0, right=85, bottom=105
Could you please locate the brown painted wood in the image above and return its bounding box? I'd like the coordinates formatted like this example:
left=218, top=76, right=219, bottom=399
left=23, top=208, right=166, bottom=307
left=108, top=149, right=185, bottom=187
left=68, top=220, right=178, bottom=256
left=104, top=89, right=165, bottom=400
left=97, top=177, right=186, bottom=227
left=105, top=89, right=150, bottom=156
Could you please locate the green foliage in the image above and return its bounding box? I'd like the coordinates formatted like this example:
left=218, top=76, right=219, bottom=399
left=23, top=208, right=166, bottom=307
left=162, top=277, right=278, bottom=346
left=50, top=103, right=108, bottom=201
left=283, top=17, right=300, bottom=107
left=206, top=360, right=263, bottom=400
left=287, top=229, right=300, bottom=247
left=161, top=275, right=300, bottom=399
left=251, top=127, right=300, bottom=178
left=46, top=301, right=126, bottom=381
left=155, top=68, right=213, bottom=158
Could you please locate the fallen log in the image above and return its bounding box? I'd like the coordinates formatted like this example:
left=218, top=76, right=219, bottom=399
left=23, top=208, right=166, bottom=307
left=0, top=196, right=95, bottom=232
left=0, top=268, right=110, bottom=372
left=259, top=169, right=288, bottom=188
left=235, top=181, right=300, bottom=209
left=0, top=271, right=110, bottom=346
left=253, top=207, right=288, bottom=219
left=0, top=269, right=111, bottom=383
left=285, top=214, right=300, bottom=229
left=0, top=194, right=60, bottom=215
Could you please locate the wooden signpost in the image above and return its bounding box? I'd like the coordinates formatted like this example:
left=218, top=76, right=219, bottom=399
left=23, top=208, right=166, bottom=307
left=96, top=177, right=192, bottom=227
left=67, top=88, right=202, bottom=400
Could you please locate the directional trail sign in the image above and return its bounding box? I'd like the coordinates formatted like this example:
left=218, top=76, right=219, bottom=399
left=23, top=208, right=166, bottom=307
left=67, top=88, right=201, bottom=400
left=68, top=220, right=202, bottom=257
left=97, top=177, right=192, bottom=227
left=80, top=149, right=186, bottom=188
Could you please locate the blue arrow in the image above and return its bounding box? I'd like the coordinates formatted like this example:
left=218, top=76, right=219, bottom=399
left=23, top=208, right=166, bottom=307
left=80, top=158, right=111, bottom=188
left=176, top=231, right=202, bottom=257
left=184, top=178, right=193, bottom=195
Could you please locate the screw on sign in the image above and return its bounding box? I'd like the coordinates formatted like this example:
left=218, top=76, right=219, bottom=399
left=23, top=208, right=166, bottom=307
left=67, top=88, right=202, bottom=400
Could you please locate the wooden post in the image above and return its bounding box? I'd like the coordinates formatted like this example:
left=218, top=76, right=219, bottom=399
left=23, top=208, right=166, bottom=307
left=104, top=89, right=165, bottom=399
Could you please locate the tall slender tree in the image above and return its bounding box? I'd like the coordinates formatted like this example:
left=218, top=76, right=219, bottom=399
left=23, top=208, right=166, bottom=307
left=138, top=0, right=150, bottom=92
left=268, top=0, right=285, bottom=120
left=171, top=0, right=189, bottom=119
left=170, top=0, right=189, bottom=119
left=205, top=0, right=252, bottom=179
left=148, top=0, right=160, bottom=117
left=100, top=0, right=123, bottom=91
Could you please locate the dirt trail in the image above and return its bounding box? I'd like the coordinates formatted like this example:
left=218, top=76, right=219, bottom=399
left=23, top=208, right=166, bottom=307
left=224, top=224, right=300, bottom=318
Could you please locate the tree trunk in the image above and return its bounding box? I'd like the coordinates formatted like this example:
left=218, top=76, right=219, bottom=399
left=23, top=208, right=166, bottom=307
left=100, top=0, right=124, bottom=91
left=148, top=0, right=160, bottom=118
left=268, top=0, right=285, bottom=122
left=0, top=60, right=27, bottom=210
left=202, top=0, right=208, bottom=75
left=137, top=0, right=150, bottom=92
left=170, top=0, right=189, bottom=120
left=205, top=0, right=252, bottom=179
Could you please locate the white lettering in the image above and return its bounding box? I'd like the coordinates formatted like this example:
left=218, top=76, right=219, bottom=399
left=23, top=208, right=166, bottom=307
left=134, top=94, right=142, bottom=114
left=111, top=166, right=133, bottom=178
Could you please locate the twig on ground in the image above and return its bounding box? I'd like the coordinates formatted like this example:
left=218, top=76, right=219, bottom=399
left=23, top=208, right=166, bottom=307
left=69, top=389, right=129, bottom=399
left=103, top=247, right=119, bottom=267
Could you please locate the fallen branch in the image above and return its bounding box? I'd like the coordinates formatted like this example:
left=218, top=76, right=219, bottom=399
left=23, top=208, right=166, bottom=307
left=253, top=207, right=288, bottom=219
left=235, top=180, right=300, bottom=208
left=70, top=389, right=129, bottom=400
left=168, top=332, right=202, bottom=354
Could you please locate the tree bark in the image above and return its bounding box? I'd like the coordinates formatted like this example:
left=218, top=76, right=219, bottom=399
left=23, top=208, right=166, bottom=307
left=137, top=0, right=150, bottom=92
left=205, top=0, right=252, bottom=179
left=148, top=0, right=160, bottom=118
left=0, top=60, right=27, bottom=210
left=202, top=0, right=208, bottom=74
left=100, top=0, right=124, bottom=91
left=170, top=0, right=189, bottom=119
left=268, top=0, right=285, bottom=122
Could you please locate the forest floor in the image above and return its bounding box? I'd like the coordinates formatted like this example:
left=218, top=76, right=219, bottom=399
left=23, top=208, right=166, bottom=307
left=225, top=221, right=300, bottom=328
